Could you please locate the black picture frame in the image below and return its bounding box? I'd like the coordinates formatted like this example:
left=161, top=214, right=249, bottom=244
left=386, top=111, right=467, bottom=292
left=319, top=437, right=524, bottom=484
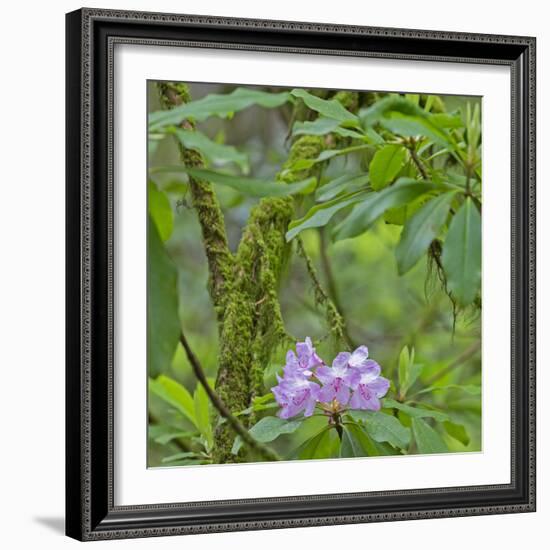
left=66, top=8, right=536, bottom=541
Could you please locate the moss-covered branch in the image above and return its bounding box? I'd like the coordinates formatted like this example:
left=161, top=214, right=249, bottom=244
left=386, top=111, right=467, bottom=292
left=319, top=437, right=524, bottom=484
left=157, top=83, right=234, bottom=320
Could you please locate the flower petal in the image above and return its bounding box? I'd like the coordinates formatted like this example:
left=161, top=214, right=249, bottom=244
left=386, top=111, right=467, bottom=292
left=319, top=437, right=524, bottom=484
left=349, top=345, right=369, bottom=368
left=319, top=383, right=335, bottom=403
left=357, top=359, right=381, bottom=382
left=315, top=365, right=335, bottom=384
left=367, top=376, right=390, bottom=398
left=332, top=351, right=351, bottom=369
left=335, top=383, right=350, bottom=405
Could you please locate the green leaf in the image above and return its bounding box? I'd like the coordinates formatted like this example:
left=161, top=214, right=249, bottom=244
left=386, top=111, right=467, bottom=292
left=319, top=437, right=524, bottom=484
left=431, top=113, right=464, bottom=129
left=315, top=173, right=370, bottom=202
left=340, top=426, right=364, bottom=457
left=292, top=117, right=341, bottom=136
left=161, top=451, right=201, bottom=464
left=172, top=128, right=249, bottom=172
left=369, top=145, right=407, bottom=191
left=151, top=429, right=196, bottom=446
left=395, top=191, right=456, bottom=274
left=290, top=89, right=359, bottom=125
left=348, top=411, right=411, bottom=449
left=380, top=114, right=453, bottom=148
left=443, top=421, right=470, bottom=446
left=194, top=381, right=214, bottom=450
left=340, top=424, right=396, bottom=457
left=286, top=192, right=367, bottom=241
left=149, top=88, right=290, bottom=129
left=441, top=197, right=482, bottom=306
left=359, top=96, right=457, bottom=149
left=231, top=416, right=303, bottom=455
left=292, top=118, right=365, bottom=139
left=360, top=96, right=427, bottom=127
left=147, top=218, right=181, bottom=377
left=383, top=399, right=449, bottom=422
left=398, top=345, right=411, bottom=395
left=149, top=375, right=195, bottom=426
left=153, top=166, right=316, bottom=198
left=292, top=427, right=338, bottom=460
left=148, top=180, right=174, bottom=242
left=411, top=417, right=448, bottom=454
left=334, top=179, right=439, bottom=241
left=249, top=416, right=303, bottom=442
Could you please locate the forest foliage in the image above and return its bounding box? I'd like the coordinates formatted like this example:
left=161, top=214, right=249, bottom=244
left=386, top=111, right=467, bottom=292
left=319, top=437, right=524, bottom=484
left=147, top=82, right=482, bottom=466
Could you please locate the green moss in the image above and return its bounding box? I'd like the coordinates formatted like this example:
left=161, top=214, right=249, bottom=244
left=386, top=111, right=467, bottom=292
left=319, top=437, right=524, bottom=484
left=156, top=82, right=234, bottom=321
left=332, top=91, right=359, bottom=112
left=278, top=135, right=324, bottom=184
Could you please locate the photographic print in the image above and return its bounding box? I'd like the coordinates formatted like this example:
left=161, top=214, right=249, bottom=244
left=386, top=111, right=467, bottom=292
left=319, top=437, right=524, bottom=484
left=147, top=81, right=482, bottom=467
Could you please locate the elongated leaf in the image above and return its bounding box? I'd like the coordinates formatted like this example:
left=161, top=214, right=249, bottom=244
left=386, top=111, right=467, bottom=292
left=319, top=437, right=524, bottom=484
left=286, top=192, right=367, bottom=241
left=441, top=197, right=482, bottom=306
left=383, top=399, right=449, bottom=422
left=292, top=118, right=365, bottom=139
left=151, top=429, right=196, bottom=446
left=282, top=144, right=371, bottom=175
left=334, top=179, right=439, bottom=241
left=360, top=96, right=427, bottom=127
left=340, top=426, right=364, bottom=457
left=369, top=145, right=407, bottom=191
left=411, top=417, right=448, bottom=454
left=161, top=451, right=201, bottom=463
left=147, top=218, right=181, bottom=377
left=395, top=191, right=456, bottom=274
left=291, top=89, right=359, bottom=125
left=194, top=381, right=213, bottom=450
left=249, top=416, right=303, bottom=442
left=149, top=88, right=290, bottom=129
left=173, top=128, right=249, bottom=172
left=316, top=173, right=370, bottom=202
left=231, top=416, right=303, bottom=455
left=153, top=166, right=315, bottom=198
left=431, top=113, right=463, bottom=129
left=292, top=117, right=341, bottom=136
left=348, top=411, right=411, bottom=449
left=149, top=375, right=195, bottom=426
left=292, top=427, right=337, bottom=460
left=148, top=180, right=173, bottom=242
left=443, top=421, right=470, bottom=446
left=398, top=346, right=411, bottom=395
left=340, top=424, right=396, bottom=457
left=381, top=114, right=453, bottom=148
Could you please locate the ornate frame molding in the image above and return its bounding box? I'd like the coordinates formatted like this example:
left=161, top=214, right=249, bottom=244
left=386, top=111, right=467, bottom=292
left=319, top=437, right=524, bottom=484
left=66, top=8, right=536, bottom=541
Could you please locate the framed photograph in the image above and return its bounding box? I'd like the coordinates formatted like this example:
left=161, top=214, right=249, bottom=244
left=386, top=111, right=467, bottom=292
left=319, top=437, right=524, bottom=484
left=65, top=8, right=536, bottom=541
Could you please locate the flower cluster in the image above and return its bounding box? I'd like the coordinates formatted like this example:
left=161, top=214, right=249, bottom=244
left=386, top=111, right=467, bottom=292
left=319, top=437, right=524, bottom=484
left=271, top=337, right=390, bottom=420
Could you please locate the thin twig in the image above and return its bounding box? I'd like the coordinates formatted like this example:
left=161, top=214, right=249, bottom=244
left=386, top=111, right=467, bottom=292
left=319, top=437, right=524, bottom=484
left=408, top=145, right=429, bottom=180
left=179, top=331, right=281, bottom=462
left=296, top=237, right=353, bottom=349
left=318, top=227, right=356, bottom=348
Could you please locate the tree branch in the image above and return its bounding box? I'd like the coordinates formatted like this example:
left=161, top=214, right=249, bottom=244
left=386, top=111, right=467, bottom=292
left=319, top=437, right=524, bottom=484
left=179, top=330, right=281, bottom=462
left=156, top=82, right=234, bottom=319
